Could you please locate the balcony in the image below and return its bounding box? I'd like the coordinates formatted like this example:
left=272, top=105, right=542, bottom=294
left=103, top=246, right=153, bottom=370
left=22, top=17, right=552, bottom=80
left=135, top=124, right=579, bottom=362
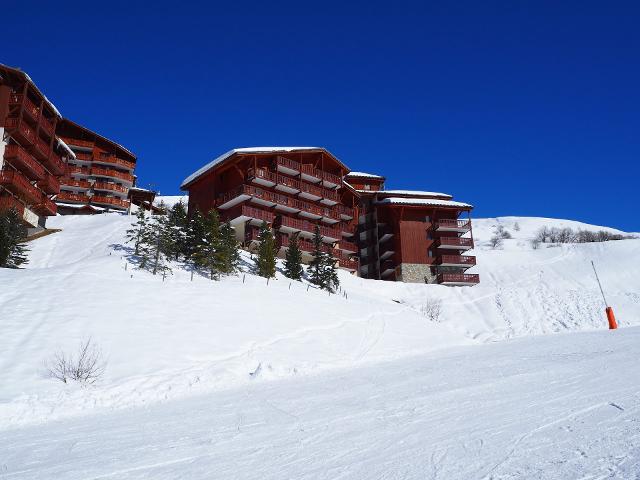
left=337, top=239, right=358, bottom=254
left=30, top=136, right=51, bottom=161
left=435, top=237, right=474, bottom=250
left=93, top=153, right=135, bottom=171
left=91, top=195, right=130, bottom=209
left=300, top=163, right=321, bottom=183
left=275, top=156, right=300, bottom=175
left=248, top=167, right=277, bottom=187
left=3, top=144, right=45, bottom=180
left=436, top=255, right=476, bottom=268
left=0, top=195, right=25, bottom=216
left=276, top=233, right=329, bottom=255
left=37, top=174, right=61, bottom=195
left=5, top=117, right=36, bottom=145
left=340, top=222, right=356, bottom=236
left=60, top=137, right=94, bottom=150
left=0, top=170, right=42, bottom=204
left=60, top=177, right=92, bottom=190
left=33, top=194, right=57, bottom=216
left=69, top=166, right=91, bottom=177
left=319, top=187, right=339, bottom=206
left=320, top=206, right=340, bottom=224
left=73, top=152, right=93, bottom=162
left=93, top=182, right=128, bottom=195
left=275, top=173, right=300, bottom=194
left=337, top=204, right=354, bottom=220
left=245, top=225, right=262, bottom=243
left=321, top=170, right=341, bottom=189
left=437, top=273, right=480, bottom=286
left=56, top=192, right=91, bottom=204
left=435, top=219, right=471, bottom=233
left=9, top=94, right=40, bottom=122
left=42, top=152, right=66, bottom=176
left=299, top=181, right=323, bottom=201
left=378, top=225, right=394, bottom=243
left=224, top=204, right=274, bottom=226
left=297, top=200, right=323, bottom=220
left=335, top=251, right=359, bottom=271
left=91, top=167, right=134, bottom=184
left=40, top=116, right=55, bottom=137
left=380, top=259, right=396, bottom=278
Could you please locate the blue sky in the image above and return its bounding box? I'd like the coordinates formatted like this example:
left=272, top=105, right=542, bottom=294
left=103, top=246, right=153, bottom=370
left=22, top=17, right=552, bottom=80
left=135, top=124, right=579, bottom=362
left=4, top=1, right=639, bottom=231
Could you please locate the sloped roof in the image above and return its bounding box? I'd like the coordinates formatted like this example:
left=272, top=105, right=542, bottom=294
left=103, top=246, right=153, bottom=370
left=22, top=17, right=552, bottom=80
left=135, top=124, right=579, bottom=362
left=374, top=197, right=473, bottom=209
left=344, top=171, right=385, bottom=180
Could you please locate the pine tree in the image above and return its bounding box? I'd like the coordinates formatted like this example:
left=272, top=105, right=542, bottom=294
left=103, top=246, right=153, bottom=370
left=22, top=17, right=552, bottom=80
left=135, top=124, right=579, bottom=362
left=321, top=244, right=340, bottom=293
left=125, top=207, right=150, bottom=255
left=256, top=221, right=276, bottom=278
left=193, top=209, right=223, bottom=280
left=166, top=201, right=189, bottom=260
left=185, top=209, right=207, bottom=262
left=219, top=221, right=240, bottom=275
left=308, top=225, right=324, bottom=287
left=283, top=233, right=303, bottom=280
left=140, top=213, right=173, bottom=276
left=0, top=207, right=29, bottom=268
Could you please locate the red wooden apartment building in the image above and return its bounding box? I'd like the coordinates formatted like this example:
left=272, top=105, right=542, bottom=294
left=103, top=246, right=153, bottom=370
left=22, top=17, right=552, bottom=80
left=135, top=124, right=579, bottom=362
left=0, top=64, right=72, bottom=230
left=56, top=119, right=136, bottom=214
left=182, top=147, right=478, bottom=285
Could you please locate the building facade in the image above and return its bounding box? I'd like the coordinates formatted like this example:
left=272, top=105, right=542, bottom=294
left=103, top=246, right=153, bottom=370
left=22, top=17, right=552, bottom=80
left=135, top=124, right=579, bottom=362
left=346, top=172, right=478, bottom=286
left=181, top=147, right=360, bottom=272
left=182, top=148, right=479, bottom=285
left=0, top=64, right=71, bottom=230
left=56, top=119, right=136, bottom=214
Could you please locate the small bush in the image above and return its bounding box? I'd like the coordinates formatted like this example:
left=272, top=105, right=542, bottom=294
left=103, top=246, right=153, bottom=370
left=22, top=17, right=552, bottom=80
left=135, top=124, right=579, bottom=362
left=420, top=298, right=442, bottom=322
left=46, top=338, right=106, bottom=385
left=534, top=226, right=632, bottom=245
left=489, top=235, right=504, bottom=249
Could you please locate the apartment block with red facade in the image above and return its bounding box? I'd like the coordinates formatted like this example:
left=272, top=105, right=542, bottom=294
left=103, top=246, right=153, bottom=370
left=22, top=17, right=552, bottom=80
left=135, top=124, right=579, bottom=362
left=345, top=172, right=478, bottom=286
left=56, top=119, right=136, bottom=214
left=181, top=147, right=360, bottom=272
left=0, top=64, right=71, bottom=230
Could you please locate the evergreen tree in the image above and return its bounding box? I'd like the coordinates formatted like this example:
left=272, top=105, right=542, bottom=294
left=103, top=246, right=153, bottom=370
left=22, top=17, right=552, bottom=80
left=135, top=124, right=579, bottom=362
left=219, top=220, right=240, bottom=275
left=283, top=233, right=303, bottom=280
left=166, top=201, right=189, bottom=260
left=125, top=207, right=150, bottom=255
left=185, top=209, right=207, bottom=262
left=193, top=209, right=223, bottom=280
left=308, top=225, right=324, bottom=287
left=321, top=244, right=340, bottom=293
left=0, top=207, right=29, bottom=268
left=140, top=213, right=173, bottom=276
left=255, top=221, right=276, bottom=278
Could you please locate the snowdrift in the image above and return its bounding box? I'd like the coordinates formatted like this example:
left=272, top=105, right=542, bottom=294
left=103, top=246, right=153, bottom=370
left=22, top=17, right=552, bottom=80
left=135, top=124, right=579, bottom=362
left=0, top=212, right=638, bottom=428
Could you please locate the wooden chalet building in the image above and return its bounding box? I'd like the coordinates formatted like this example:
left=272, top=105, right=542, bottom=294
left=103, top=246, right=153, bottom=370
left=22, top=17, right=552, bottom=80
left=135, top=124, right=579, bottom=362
left=182, top=148, right=479, bottom=285
left=56, top=119, right=136, bottom=214
left=0, top=64, right=72, bottom=231
left=181, top=147, right=360, bottom=272
left=345, top=172, right=478, bottom=286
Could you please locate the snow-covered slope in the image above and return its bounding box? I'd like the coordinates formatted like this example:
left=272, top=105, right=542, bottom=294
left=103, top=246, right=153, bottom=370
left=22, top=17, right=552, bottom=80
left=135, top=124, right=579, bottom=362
left=0, top=213, right=639, bottom=429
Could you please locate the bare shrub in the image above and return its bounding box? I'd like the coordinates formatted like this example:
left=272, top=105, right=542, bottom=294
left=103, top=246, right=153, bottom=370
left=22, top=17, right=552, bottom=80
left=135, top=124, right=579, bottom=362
left=489, top=234, right=504, bottom=249
left=493, top=225, right=512, bottom=239
left=534, top=226, right=631, bottom=245
left=420, top=298, right=442, bottom=322
left=46, top=338, right=106, bottom=385
left=513, top=222, right=521, bottom=231
left=530, top=238, right=541, bottom=250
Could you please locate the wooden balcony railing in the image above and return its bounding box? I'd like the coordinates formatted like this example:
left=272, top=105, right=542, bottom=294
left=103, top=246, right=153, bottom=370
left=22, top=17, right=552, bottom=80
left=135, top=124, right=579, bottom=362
left=320, top=206, right=340, bottom=222
left=248, top=167, right=277, bottom=185
left=276, top=173, right=300, bottom=191
left=335, top=251, right=359, bottom=270
left=56, top=192, right=91, bottom=204
left=5, top=117, right=36, bottom=145
left=94, top=153, right=136, bottom=171
left=30, top=136, right=51, bottom=161
left=437, top=273, right=480, bottom=285
left=276, top=233, right=329, bottom=254
left=40, top=116, right=55, bottom=137
left=91, top=167, right=134, bottom=183
left=300, top=181, right=323, bottom=198
left=321, top=170, right=341, bottom=186
left=37, top=174, right=61, bottom=195
left=337, top=239, right=358, bottom=253
left=60, top=137, right=94, bottom=149
left=340, top=223, right=356, bottom=236
left=319, top=224, right=341, bottom=239
left=337, top=204, right=354, bottom=219
left=3, top=144, right=46, bottom=180
left=68, top=165, right=91, bottom=176
left=74, top=152, right=93, bottom=161
left=0, top=195, right=25, bottom=215
left=60, top=177, right=92, bottom=189
left=0, top=170, right=42, bottom=204
left=300, top=163, right=321, bottom=180
left=33, top=194, right=57, bottom=216
left=91, top=196, right=130, bottom=209
left=435, top=237, right=474, bottom=248
left=93, top=182, right=128, bottom=194
left=435, top=219, right=471, bottom=231
left=437, top=255, right=476, bottom=266
left=43, top=152, right=66, bottom=176
left=275, top=156, right=300, bottom=173
left=9, top=94, right=40, bottom=121
left=322, top=187, right=339, bottom=202
left=225, top=204, right=274, bottom=224
left=279, top=215, right=312, bottom=233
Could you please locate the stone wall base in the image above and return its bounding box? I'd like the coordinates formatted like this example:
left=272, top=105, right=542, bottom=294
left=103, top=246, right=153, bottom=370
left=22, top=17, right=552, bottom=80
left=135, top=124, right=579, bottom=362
left=396, top=263, right=436, bottom=283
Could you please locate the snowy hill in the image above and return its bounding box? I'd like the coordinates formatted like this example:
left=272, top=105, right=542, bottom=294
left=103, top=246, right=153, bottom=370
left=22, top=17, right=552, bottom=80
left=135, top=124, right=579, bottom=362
left=0, top=213, right=639, bottom=430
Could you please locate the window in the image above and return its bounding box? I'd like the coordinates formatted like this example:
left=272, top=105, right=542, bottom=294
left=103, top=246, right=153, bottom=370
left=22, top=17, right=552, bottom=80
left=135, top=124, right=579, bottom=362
left=364, top=184, right=371, bottom=190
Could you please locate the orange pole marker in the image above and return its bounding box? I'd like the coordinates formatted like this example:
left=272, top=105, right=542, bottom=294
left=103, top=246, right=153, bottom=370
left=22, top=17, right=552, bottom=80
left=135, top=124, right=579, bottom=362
left=606, top=307, right=618, bottom=330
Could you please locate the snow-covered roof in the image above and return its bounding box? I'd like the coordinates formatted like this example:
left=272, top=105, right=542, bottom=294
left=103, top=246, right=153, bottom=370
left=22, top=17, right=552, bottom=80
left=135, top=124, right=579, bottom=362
left=374, top=197, right=473, bottom=209
left=54, top=202, right=106, bottom=211
left=0, top=63, right=62, bottom=118
left=181, top=147, right=325, bottom=189
left=55, top=137, right=76, bottom=159
left=344, top=171, right=385, bottom=179
left=378, top=189, right=452, bottom=199
left=129, top=186, right=156, bottom=193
